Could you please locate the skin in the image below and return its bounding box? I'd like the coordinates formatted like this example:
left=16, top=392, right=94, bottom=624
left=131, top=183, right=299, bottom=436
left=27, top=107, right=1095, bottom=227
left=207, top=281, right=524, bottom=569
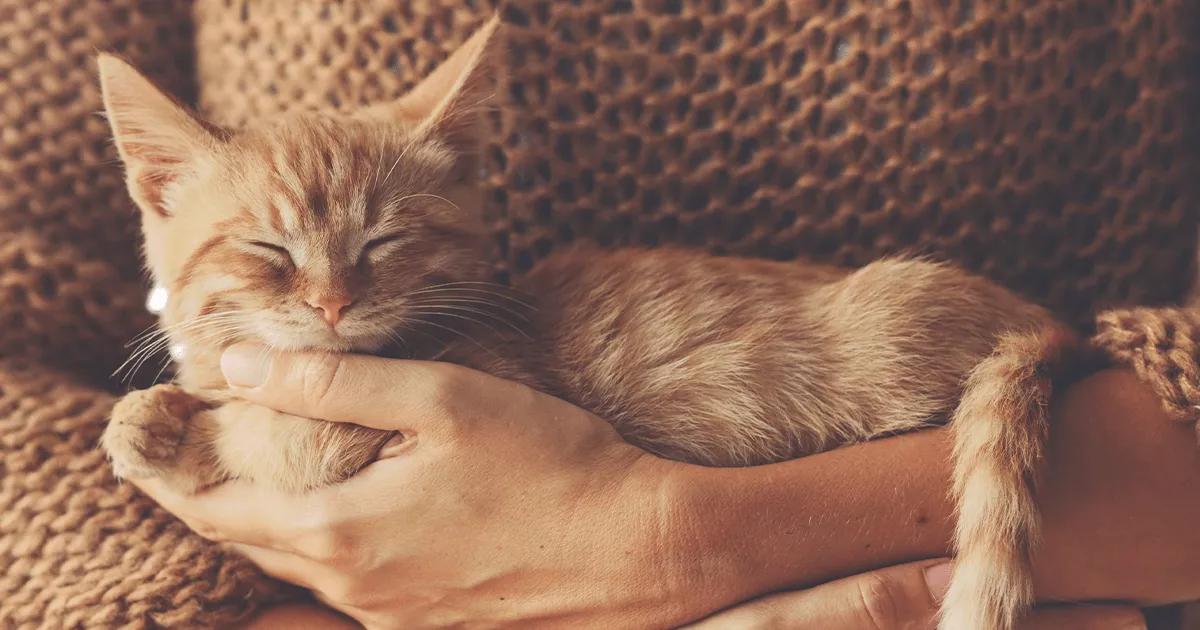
left=241, top=562, right=1143, bottom=630
left=135, top=345, right=1194, bottom=628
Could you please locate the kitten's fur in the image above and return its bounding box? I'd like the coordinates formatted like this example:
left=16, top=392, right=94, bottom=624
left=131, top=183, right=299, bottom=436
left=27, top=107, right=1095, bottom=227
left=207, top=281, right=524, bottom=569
left=99, top=17, right=1080, bottom=630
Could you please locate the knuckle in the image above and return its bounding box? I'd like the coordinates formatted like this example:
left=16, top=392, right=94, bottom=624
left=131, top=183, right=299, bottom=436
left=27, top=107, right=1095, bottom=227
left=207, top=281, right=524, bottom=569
left=298, top=353, right=346, bottom=417
left=291, top=500, right=353, bottom=563
left=188, top=520, right=227, bottom=544
left=856, top=574, right=905, bottom=630
left=298, top=524, right=353, bottom=565
left=321, top=574, right=368, bottom=608
left=419, top=364, right=465, bottom=421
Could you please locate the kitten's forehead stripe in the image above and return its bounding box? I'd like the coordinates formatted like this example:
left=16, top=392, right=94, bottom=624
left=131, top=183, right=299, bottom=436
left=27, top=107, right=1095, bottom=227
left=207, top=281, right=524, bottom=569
left=265, top=201, right=284, bottom=232
left=175, top=234, right=231, bottom=290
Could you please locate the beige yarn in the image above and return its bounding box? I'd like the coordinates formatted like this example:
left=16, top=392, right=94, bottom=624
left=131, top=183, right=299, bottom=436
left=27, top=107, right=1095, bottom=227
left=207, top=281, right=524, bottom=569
left=1, top=0, right=1199, bottom=626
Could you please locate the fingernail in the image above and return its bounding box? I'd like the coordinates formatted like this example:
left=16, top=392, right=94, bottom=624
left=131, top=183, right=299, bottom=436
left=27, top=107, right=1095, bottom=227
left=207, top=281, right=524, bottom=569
left=923, top=561, right=953, bottom=602
left=220, top=343, right=271, bottom=387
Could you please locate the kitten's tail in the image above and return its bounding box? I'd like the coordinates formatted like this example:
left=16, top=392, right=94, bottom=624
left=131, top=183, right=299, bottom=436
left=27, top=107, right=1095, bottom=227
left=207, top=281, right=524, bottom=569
left=938, top=325, right=1080, bottom=630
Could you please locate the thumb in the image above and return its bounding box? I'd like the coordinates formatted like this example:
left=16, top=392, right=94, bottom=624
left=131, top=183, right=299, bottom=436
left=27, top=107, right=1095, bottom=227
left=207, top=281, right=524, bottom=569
left=219, top=342, right=463, bottom=432
left=684, top=559, right=951, bottom=629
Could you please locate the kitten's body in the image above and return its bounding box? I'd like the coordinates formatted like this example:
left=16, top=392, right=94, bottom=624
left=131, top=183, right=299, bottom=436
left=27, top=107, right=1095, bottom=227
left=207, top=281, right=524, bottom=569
left=150, top=248, right=1051, bottom=474
left=98, top=17, right=1079, bottom=630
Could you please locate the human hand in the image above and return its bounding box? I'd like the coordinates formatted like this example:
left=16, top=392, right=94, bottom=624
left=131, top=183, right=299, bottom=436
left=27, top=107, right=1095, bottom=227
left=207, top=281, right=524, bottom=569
left=683, top=559, right=1145, bottom=630
left=234, top=559, right=1146, bottom=630
left=132, top=347, right=1190, bottom=629
left=133, top=344, right=716, bottom=629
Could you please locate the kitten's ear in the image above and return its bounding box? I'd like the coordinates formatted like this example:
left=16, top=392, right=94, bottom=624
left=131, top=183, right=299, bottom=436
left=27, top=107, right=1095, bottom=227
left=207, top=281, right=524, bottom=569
left=97, top=54, right=219, bottom=217
left=393, top=14, right=502, bottom=150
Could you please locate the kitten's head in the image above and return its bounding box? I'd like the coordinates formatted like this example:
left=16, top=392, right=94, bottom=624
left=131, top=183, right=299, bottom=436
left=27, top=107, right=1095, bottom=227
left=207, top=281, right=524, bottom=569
left=99, top=17, right=502, bottom=352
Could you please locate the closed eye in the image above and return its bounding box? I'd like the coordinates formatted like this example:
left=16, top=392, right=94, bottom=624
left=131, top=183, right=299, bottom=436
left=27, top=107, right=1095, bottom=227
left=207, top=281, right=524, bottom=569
left=362, top=234, right=405, bottom=257
left=247, top=240, right=293, bottom=264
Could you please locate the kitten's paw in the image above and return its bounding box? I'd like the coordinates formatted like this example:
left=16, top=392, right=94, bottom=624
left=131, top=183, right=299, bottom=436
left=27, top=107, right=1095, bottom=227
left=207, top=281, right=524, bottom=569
left=103, top=384, right=208, bottom=482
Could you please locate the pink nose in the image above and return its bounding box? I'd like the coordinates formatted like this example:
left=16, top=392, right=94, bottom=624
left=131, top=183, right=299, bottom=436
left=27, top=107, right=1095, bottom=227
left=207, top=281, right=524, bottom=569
left=306, top=294, right=353, bottom=326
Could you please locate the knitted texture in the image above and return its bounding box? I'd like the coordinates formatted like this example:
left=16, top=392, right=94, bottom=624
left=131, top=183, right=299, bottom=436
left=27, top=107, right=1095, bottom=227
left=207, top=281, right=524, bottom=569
left=0, top=358, right=279, bottom=629
left=0, top=2, right=283, bottom=627
left=1, top=0, right=1199, bottom=627
left=195, top=0, right=1199, bottom=328
left=0, top=0, right=194, bottom=379
left=1093, top=308, right=1200, bottom=423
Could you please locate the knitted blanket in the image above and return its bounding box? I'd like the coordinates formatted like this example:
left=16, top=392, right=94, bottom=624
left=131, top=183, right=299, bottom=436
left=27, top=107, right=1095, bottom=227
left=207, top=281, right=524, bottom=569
left=2, top=0, right=1199, bottom=626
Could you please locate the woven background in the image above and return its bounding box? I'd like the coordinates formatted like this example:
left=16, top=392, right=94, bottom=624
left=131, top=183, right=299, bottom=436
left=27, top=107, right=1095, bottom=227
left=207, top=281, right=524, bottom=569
left=0, top=0, right=1198, bottom=626
left=0, top=1, right=199, bottom=379
left=0, top=2, right=277, bottom=627
left=0, top=358, right=279, bottom=629
left=195, top=0, right=1200, bottom=328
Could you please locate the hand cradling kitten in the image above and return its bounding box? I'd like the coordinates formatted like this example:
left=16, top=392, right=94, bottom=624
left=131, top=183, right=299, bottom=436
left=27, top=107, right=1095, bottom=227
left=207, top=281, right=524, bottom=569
left=99, top=15, right=1087, bottom=630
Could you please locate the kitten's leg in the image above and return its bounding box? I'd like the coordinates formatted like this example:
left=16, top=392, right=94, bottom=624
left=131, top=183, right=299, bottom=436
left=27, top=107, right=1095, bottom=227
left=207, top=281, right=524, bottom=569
left=939, top=325, right=1080, bottom=630
left=206, top=400, right=394, bottom=493
left=105, top=385, right=394, bottom=494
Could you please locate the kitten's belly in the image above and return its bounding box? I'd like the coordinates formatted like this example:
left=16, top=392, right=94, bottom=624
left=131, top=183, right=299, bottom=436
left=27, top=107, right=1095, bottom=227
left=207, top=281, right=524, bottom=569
left=513, top=248, right=1051, bottom=466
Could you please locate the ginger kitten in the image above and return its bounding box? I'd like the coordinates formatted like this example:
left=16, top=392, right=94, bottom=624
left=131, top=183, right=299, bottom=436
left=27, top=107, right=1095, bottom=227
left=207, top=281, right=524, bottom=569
left=99, top=16, right=1080, bottom=630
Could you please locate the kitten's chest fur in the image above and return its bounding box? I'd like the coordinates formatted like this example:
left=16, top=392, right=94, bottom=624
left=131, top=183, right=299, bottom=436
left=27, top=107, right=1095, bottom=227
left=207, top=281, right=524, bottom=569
left=388, top=248, right=1051, bottom=466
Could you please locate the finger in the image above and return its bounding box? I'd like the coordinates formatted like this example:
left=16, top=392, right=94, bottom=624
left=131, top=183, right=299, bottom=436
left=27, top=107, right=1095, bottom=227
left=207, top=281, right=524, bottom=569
left=131, top=475, right=333, bottom=555
left=218, top=342, right=481, bottom=432
left=237, top=603, right=362, bottom=630
left=227, top=542, right=331, bottom=592
left=1022, top=604, right=1145, bottom=630
left=684, top=559, right=951, bottom=630
left=230, top=543, right=379, bottom=623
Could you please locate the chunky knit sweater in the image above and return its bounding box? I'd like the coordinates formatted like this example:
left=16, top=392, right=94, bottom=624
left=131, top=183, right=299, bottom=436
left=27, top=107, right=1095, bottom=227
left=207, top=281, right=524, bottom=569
left=1, top=0, right=1198, bottom=626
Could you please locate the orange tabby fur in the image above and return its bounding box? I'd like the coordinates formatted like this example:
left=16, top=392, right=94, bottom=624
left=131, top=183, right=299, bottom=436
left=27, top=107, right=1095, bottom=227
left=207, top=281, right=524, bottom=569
left=98, top=16, right=1081, bottom=630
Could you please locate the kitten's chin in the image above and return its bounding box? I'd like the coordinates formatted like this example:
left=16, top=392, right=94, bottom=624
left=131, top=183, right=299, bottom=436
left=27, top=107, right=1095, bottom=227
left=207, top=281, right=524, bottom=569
left=253, top=326, right=390, bottom=354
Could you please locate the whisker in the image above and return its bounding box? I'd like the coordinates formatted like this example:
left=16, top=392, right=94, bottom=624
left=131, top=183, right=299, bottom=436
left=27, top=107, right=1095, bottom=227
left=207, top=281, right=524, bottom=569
left=408, top=308, right=506, bottom=338
left=406, top=284, right=536, bottom=310
left=150, top=353, right=176, bottom=384
left=389, top=192, right=463, bottom=213
left=407, top=303, right=531, bottom=339
left=123, top=338, right=172, bottom=383
left=406, top=296, right=532, bottom=323
left=378, top=140, right=415, bottom=189
left=403, top=324, right=449, bottom=357
left=124, top=320, right=167, bottom=348
left=115, top=310, right=248, bottom=381
left=407, top=279, right=533, bottom=296
left=408, top=317, right=500, bottom=360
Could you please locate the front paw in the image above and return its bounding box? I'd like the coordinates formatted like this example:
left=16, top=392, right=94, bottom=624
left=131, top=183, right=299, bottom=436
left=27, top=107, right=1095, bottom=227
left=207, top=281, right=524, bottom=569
left=103, top=384, right=209, bottom=482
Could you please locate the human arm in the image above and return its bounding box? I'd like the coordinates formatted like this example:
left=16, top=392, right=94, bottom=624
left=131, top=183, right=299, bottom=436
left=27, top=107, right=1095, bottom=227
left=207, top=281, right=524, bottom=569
left=240, top=560, right=1144, bottom=630
left=140, top=347, right=1200, bottom=628
left=676, top=367, right=1200, bottom=607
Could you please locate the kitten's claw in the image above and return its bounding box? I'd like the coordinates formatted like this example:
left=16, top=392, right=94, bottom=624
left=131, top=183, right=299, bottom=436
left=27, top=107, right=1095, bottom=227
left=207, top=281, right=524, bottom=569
left=103, top=384, right=207, bottom=481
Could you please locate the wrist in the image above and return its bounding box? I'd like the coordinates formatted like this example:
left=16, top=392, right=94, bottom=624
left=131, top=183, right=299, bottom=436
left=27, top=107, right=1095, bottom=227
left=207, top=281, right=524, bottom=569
left=634, top=457, right=770, bottom=626
left=574, top=451, right=744, bottom=628
left=648, top=431, right=959, bottom=623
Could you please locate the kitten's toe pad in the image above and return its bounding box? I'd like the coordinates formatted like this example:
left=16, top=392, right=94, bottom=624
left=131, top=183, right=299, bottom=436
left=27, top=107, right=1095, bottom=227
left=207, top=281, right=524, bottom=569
left=104, top=384, right=207, bottom=480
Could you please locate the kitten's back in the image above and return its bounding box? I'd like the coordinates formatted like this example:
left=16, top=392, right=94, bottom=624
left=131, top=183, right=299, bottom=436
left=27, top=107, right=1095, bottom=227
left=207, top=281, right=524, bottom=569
left=514, top=248, right=1050, bottom=465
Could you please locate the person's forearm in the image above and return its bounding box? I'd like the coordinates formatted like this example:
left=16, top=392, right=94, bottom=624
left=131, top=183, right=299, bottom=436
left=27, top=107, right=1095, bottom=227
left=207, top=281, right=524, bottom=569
left=665, top=368, right=1200, bottom=615
left=664, top=414, right=954, bottom=615
left=1034, top=369, right=1200, bottom=604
